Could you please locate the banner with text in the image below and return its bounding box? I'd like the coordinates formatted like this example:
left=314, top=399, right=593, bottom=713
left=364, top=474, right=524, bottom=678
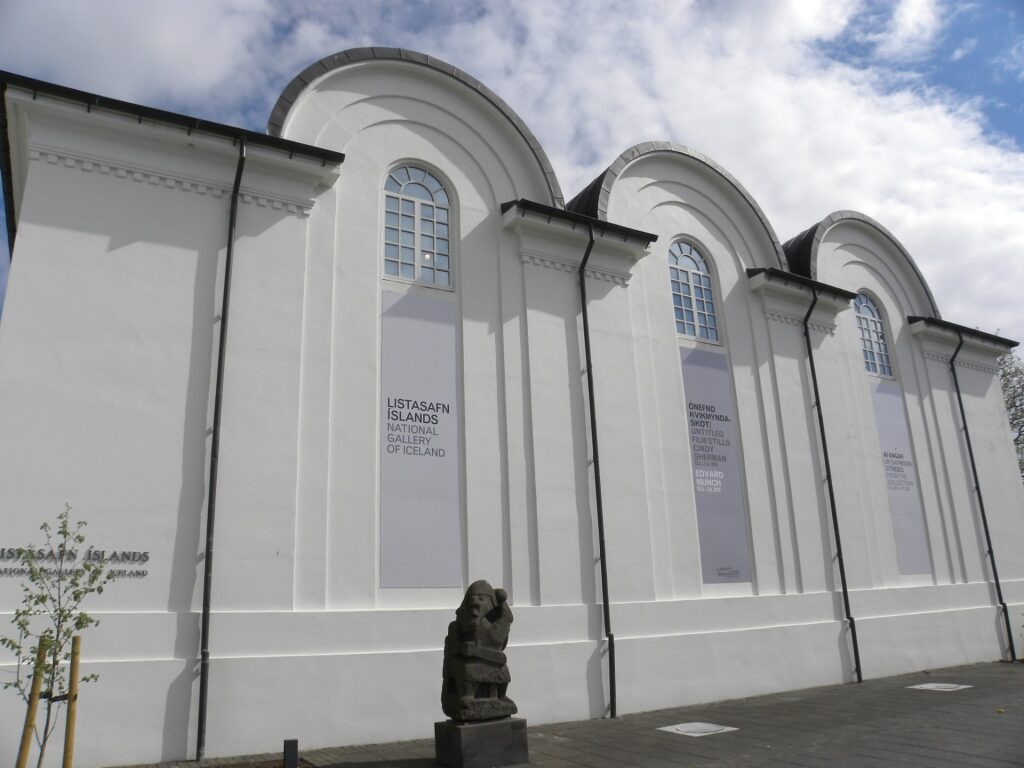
left=871, top=379, right=932, bottom=575
left=380, top=291, right=463, bottom=588
left=680, top=347, right=752, bottom=583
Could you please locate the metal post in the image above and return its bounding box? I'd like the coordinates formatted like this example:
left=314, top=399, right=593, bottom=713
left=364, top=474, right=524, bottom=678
left=61, top=635, right=81, bottom=768
left=16, top=640, right=48, bottom=768
left=284, top=739, right=299, bottom=768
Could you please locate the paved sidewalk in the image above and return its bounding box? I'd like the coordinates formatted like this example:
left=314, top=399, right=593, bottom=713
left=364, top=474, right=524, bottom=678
left=122, top=662, right=1023, bottom=768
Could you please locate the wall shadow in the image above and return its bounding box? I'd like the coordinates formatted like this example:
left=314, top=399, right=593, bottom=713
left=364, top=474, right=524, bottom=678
left=565, top=302, right=597, bottom=607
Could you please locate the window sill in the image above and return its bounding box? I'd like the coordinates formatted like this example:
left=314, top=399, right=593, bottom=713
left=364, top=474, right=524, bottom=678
left=382, top=274, right=456, bottom=294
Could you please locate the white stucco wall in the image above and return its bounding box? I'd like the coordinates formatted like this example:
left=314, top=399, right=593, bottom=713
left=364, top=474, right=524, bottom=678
left=1, top=55, right=1020, bottom=768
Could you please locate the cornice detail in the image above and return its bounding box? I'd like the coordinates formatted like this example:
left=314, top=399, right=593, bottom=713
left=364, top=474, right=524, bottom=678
left=959, top=360, right=998, bottom=374
left=922, top=351, right=998, bottom=375
left=28, top=148, right=313, bottom=217
left=765, top=310, right=835, bottom=335
left=520, top=249, right=630, bottom=286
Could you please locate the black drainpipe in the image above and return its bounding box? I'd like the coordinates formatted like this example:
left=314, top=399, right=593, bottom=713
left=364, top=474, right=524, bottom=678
left=802, top=289, right=863, bottom=683
left=949, top=331, right=1017, bottom=662
left=578, top=224, right=616, bottom=717
left=1, top=82, right=18, bottom=257
left=196, top=137, right=247, bottom=761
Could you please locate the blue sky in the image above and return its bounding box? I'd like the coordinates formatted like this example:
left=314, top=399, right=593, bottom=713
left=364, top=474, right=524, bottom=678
left=821, top=1, right=1023, bottom=147
left=1, top=0, right=1023, bottom=340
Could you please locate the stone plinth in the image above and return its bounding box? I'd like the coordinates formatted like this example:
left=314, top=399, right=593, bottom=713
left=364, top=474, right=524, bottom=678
left=434, top=718, right=529, bottom=768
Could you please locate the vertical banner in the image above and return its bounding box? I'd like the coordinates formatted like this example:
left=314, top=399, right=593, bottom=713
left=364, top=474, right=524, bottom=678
left=680, top=347, right=752, bottom=583
left=379, top=291, right=463, bottom=588
left=871, top=379, right=932, bottom=575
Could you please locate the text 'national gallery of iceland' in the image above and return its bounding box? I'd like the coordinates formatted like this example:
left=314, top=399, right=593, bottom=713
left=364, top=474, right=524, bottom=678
left=0, top=49, right=1022, bottom=767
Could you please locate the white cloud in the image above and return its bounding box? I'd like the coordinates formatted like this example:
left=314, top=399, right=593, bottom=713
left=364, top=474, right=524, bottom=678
left=871, top=0, right=945, bottom=60
left=951, top=37, right=977, bottom=61
left=995, top=36, right=1024, bottom=81
left=1, top=0, right=1023, bottom=342
left=1, top=2, right=257, bottom=92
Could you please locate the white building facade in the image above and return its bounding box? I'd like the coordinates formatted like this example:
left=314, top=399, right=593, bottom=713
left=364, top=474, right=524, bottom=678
left=1, top=49, right=1021, bottom=767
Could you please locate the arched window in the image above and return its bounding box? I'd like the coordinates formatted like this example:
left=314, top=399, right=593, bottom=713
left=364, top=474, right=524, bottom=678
left=383, top=165, right=452, bottom=287
left=669, top=241, right=718, bottom=341
left=854, top=293, right=893, bottom=376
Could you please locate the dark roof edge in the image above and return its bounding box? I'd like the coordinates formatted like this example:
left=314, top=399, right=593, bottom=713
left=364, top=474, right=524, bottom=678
left=565, top=172, right=603, bottom=218
left=907, top=316, right=1018, bottom=349
left=502, top=199, right=658, bottom=244
left=0, top=70, right=346, bottom=167
left=779, top=222, right=817, bottom=276
left=268, top=48, right=564, bottom=208
left=567, top=141, right=786, bottom=269
left=785, top=211, right=941, bottom=318
left=1, top=83, right=16, bottom=259
left=746, top=267, right=857, bottom=301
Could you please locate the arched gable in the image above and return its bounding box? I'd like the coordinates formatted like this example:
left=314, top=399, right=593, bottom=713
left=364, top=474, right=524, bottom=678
left=783, top=210, right=940, bottom=318
left=268, top=47, right=563, bottom=208
left=567, top=141, right=786, bottom=270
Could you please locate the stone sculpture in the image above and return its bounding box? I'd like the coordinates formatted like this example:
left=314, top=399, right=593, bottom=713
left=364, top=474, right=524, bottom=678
left=441, top=580, right=517, bottom=721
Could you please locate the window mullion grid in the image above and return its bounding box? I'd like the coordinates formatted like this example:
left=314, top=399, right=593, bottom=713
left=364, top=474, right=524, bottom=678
left=668, top=244, right=717, bottom=343
left=417, top=199, right=434, bottom=286
left=855, top=297, right=893, bottom=377
left=382, top=166, right=452, bottom=289
left=414, top=199, right=424, bottom=283
left=398, top=195, right=416, bottom=281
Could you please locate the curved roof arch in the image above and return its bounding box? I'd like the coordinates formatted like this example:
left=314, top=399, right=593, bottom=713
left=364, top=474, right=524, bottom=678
left=782, top=210, right=940, bottom=317
left=267, top=47, right=564, bottom=207
left=567, top=141, right=786, bottom=268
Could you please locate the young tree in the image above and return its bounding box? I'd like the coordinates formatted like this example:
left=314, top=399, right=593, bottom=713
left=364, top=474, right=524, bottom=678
left=998, top=351, right=1024, bottom=482
left=1, top=505, right=114, bottom=768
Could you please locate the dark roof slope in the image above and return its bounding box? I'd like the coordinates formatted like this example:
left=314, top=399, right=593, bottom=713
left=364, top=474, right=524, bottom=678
left=780, top=223, right=818, bottom=278
left=566, top=172, right=604, bottom=221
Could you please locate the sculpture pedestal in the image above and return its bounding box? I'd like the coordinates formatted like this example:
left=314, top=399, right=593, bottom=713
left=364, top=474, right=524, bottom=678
left=434, top=717, right=529, bottom=768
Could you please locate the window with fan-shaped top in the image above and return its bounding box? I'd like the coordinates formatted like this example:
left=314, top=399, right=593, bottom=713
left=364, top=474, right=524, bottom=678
left=668, top=241, right=718, bottom=342
left=854, top=293, right=893, bottom=377
left=383, top=165, right=453, bottom=288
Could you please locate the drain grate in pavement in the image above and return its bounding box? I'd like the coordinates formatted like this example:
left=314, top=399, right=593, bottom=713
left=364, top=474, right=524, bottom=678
left=657, top=722, right=738, bottom=737
left=215, top=759, right=315, bottom=768
left=908, top=683, right=973, bottom=691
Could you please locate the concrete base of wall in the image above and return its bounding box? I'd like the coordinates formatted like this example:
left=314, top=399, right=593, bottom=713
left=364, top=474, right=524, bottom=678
left=1, top=583, right=1017, bottom=767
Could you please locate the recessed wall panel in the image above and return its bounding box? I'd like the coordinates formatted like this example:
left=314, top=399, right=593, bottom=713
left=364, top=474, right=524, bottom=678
left=680, top=347, right=752, bottom=583
left=379, top=290, right=463, bottom=587
left=871, top=378, right=932, bottom=576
